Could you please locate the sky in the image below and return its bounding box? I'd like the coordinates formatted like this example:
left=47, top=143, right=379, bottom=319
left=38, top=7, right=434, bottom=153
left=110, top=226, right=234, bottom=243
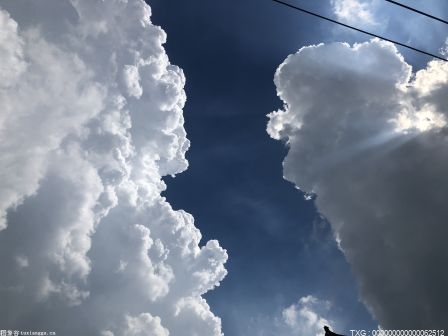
left=0, top=0, right=447, bottom=335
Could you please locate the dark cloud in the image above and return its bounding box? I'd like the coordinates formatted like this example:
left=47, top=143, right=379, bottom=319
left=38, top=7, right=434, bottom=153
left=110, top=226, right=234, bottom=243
left=268, top=40, right=448, bottom=328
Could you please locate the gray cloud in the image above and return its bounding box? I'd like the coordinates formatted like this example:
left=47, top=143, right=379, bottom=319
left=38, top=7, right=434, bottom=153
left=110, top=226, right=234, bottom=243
left=0, top=0, right=227, bottom=334
left=268, top=40, right=448, bottom=328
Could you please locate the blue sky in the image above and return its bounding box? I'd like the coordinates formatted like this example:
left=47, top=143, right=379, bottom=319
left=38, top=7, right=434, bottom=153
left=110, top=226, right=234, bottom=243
left=151, top=0, right=448, bottom=334
left=149, top=0, right=376, bottom=333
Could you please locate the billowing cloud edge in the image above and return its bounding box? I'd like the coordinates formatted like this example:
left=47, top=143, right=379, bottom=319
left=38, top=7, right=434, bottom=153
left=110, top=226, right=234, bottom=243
left=0, top=1, right=227, bottom=335
left=268, top=39, right=448, bottom=328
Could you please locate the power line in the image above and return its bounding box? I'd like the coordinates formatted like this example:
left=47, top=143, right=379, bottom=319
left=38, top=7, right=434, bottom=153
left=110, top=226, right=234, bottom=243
left=384, top=0, right=448, bottom=25
left=272, top=0, right=448, bottom=62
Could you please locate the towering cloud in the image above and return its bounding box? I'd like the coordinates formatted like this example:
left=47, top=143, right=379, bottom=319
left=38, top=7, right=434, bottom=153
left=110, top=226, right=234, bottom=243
left=268, top=40, right=448, bottom=328
left=0, top=0, right=227, bottom=335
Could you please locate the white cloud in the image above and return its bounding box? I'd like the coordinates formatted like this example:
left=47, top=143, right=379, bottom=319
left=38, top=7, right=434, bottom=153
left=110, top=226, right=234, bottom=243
left=0, top=9, right=26, bottom=90
left=282, top=296, right=333, bottom=336
left=106, top=313, right=170, bottom=336
left=268, top=39, right=448, bottom=328
left=0, top=0, right=227, bottom=335
left=331, top=0, right=448, bottom=56
left=242, top=295, right=338, bottom=336
left=441, top=38, right=448, bottom=57
left=331, top=0, right=378, bottom=26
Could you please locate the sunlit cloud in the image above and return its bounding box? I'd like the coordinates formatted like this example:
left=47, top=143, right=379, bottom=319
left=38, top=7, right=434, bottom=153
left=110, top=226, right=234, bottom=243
left=0, top=0, right=227, bottom=334
left=268, top=39, right=448, bottom=328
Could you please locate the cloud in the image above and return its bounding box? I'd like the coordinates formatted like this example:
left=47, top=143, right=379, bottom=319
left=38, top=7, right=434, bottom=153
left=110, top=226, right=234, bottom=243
left=104, top=313, right=169, bottom=336
left=268, top=39, right=448, bottom=328
left=330, top=0, right=448, bottom=57
left=0, top=0, right=227, bottom=335
left=331, top=0, right=378, bottom=26
left=282, top=296, right=333, bottom=336
left=242, top=295, right=338, bottom=336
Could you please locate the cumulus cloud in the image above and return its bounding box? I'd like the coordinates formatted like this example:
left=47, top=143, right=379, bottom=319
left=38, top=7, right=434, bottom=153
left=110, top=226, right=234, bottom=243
left=268, top=40, right=448, bottom=328
left=282, top=296, right=333, bottom=336
left=104, top=313, right=169, bottom=336
left=0, top=0, right=227, bottom=335
left=243, top=295, right=338, bottom=336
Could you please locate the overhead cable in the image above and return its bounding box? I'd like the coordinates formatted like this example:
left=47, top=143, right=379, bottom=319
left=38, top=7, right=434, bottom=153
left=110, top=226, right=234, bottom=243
left=272, top=0, right=448, bottom=62
left=385, top=0, right=448, bottom=25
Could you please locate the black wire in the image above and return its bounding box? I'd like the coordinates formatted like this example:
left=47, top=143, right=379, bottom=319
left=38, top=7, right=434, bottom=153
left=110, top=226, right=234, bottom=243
left=272, top=0, right=448, bottom=62
left=385, top=0, right=448, bottom=25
